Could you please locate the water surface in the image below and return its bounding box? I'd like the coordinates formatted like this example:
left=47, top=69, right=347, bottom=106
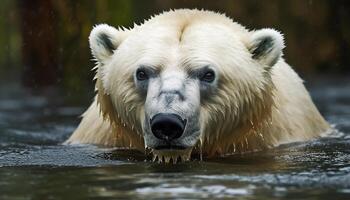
left=0, top=78, right=349, bottom=199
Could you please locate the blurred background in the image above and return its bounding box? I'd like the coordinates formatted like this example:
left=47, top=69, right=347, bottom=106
left=0, top=0, right=349, bottom=102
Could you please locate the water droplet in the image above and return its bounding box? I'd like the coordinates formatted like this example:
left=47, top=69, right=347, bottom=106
left=164, top=156, right=170, bottom=163
left=245, top=137, right=249, bottom=149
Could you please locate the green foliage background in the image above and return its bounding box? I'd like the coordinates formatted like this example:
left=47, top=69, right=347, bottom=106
left=0, top=0, right=349, bottom=95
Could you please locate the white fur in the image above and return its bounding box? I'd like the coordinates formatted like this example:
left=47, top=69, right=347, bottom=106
left=89, top=24, right=131, bottom=64
left=66, top=9, right=330, bottom=158
left=249, top=28, right=285, bottom=67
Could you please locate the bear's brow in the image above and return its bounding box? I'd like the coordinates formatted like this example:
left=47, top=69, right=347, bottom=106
left=139, top=64, right=162, bottom=72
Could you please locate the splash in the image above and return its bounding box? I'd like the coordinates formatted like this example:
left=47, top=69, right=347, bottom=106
left=199, top=137, right=203, bottom=161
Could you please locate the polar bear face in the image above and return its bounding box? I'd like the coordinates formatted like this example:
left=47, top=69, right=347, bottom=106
left=89, top=14, right=284, bottom=162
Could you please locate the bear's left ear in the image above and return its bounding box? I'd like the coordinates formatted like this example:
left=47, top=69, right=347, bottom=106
left=89, top=24, right=128, bottom=65
left=248, top=28, right=285, bottom=68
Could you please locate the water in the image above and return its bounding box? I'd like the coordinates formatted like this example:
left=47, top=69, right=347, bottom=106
left=0, top=78, right=349, bottom=199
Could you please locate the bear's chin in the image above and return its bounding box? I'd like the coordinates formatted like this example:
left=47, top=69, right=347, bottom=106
left=151, top=149, right=193, bottom=164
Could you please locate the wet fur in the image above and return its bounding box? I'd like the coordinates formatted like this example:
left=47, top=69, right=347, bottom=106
left=65, top=9, right=330, bottom=158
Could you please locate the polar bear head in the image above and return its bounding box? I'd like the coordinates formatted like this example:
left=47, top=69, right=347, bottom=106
left=89, top=10, right=284, bottom=162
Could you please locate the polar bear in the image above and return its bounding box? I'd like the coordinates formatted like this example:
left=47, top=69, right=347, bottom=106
left=65, top=9, right=330, bottom=163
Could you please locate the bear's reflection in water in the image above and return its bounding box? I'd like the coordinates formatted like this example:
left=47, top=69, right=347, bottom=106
left=98, top=136, right=340, bottom=173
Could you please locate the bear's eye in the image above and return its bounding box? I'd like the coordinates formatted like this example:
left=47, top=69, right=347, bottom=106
left=136, top=69, right=148, bottom=81
left=200, top=70, right=215, bottom=83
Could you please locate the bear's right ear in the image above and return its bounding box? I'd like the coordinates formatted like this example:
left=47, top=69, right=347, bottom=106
left=89, top=24, right=127, bottom=64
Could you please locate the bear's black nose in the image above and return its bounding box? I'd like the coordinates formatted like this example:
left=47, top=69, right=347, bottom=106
left=151, top=113, right=186, bottom=141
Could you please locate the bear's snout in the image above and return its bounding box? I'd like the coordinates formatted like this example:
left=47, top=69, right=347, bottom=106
left=150, top=113, right=186, bottom=142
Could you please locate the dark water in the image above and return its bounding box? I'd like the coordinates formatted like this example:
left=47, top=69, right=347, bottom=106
left=0, top=78, right=349, bottom=200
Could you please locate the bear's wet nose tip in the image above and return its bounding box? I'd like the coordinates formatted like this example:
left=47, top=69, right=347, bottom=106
left=151, top=113, right=186, bottom=141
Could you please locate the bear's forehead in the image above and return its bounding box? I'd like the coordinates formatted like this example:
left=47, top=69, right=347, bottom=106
left=121, top=23, right=247, bottom=68
left=135, top=23, right=240, bottom=46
